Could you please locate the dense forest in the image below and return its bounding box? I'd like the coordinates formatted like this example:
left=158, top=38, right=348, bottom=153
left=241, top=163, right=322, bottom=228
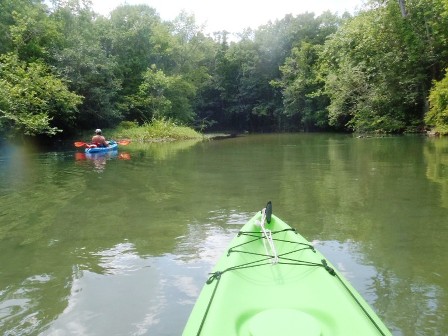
left=1, top=0, right=448, bottom=138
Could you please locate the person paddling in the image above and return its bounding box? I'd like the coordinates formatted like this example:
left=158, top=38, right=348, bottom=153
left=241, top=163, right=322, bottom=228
left=91, top=129, right=109, bottom=147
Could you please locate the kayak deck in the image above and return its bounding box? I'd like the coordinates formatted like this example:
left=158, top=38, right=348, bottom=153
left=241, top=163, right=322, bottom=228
left=183, top=204, right=391, bottom=335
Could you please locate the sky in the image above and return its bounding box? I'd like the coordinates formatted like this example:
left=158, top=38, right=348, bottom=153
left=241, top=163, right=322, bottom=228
left=90, top=0, right=365, bottom=35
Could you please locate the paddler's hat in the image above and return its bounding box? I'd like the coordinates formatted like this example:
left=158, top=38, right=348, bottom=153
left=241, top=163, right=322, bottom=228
left=95, top=129, right=102, bottom=134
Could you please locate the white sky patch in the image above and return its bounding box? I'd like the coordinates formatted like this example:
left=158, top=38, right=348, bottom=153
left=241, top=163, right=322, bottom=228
left=91, top=0, right=365, bottom=34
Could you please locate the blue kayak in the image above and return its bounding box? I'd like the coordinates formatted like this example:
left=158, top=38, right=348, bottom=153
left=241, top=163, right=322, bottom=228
left=85, top=141, right=118, bottom=153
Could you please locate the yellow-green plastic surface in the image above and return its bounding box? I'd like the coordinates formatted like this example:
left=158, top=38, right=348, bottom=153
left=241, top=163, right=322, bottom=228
left=183, top=212, right=392, bottom=336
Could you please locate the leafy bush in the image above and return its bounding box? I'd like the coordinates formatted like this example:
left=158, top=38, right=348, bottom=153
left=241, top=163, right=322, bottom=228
left=112, top=118, right=202, bottom=141
left=117, top=121, right=139, bottom=129
left=425, top=71, right=448, bottom=135
left=0, top=53, right=82, bottom=136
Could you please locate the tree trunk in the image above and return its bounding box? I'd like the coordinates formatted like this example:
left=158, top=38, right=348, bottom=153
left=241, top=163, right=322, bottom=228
left=398, top=0, right=408, bottom=17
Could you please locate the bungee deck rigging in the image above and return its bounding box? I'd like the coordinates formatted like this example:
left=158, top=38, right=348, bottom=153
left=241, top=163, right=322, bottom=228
left=183, top=202, right=392, bottom=336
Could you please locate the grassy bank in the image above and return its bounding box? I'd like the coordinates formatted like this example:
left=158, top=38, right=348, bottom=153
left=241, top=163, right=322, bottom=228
left=108, top=119, right=203, bottom=142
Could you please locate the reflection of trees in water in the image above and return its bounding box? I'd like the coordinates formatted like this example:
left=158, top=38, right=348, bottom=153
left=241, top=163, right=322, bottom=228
left=424, top=137, right=448, bottom=208
left=0, top=141, right=203, bottom=335
left=127, top=139, right=202, bottom=161
left=277, top=135, right=448, bottom=335
left=374, top=267, right=446, bottom=336
left=1, top=135, right=448, bottom=335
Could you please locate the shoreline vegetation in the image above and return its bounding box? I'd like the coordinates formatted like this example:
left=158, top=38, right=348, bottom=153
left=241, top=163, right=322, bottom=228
left=110, top=119, right=203, bottom=143
left=2, top=1, right=448, bottom=140
left=75, top=119, right=203, bottom=145
left=79, top=118, right=239, bottom=144
left=102, top=119, right=241, bottom=143
left=95, top=117, right=440, bottom=146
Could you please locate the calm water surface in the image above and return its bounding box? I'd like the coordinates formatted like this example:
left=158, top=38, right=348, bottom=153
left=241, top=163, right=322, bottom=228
left=0, top=134, right=447, bottom=335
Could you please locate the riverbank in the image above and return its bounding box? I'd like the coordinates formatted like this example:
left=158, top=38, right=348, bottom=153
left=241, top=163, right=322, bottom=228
left=98, top=120, right=242, bottom=143
left=93, top=119, right=203, bottom=143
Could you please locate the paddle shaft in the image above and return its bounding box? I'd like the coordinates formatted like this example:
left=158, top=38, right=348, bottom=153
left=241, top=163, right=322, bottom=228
left=74, top=140, right=130, bottom=147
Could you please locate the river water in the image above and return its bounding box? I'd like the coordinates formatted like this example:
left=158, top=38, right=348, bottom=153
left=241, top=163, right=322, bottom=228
left=0, top=133, right=447, bottom=335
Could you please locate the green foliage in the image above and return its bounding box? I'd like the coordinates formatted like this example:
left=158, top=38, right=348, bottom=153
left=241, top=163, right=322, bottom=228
left=113, top=118, right=202, bottom=141
left=126, top=65, right=196, bottom=124
left=117, top=120, right=139, bottom=129
left=108, top=5, right=173, bottom=97
left=0, top=0, right=36, bottom=54
left=8, top=1, right=63, bottom=62
left=425, top=71, right=448, bottom=134
left=2, top=0, right=448, bottom=138
left=50, top=3, right=122, bottom=129
left=319, top=0, right=448, bottom=133
left=274, top=42, right=329, bottom=131
left=0, top=53, right=82, bottom=136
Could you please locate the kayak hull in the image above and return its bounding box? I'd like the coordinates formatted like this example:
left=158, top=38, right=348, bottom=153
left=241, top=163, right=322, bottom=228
left=84, top=141, right=118, bottom=153
left=183, top=207, right=391, bottom=336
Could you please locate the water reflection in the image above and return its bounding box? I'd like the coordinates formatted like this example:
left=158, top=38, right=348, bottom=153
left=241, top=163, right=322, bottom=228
left=315, top=237, right=448, bottom=336
left=92, top=242, right=141, bottom=275
left=1, top=135, right=448, bottom=335
left=74, top=151, right=131, bottom=172
left=126, top=139, right=201, bottom=161
left=43, top=241, right=213, bottom=336
left=0, top=143, right=37, bottom=193
left=42, top=242, right=159, bottom=335
left=424, top=137, right=448, bottom=208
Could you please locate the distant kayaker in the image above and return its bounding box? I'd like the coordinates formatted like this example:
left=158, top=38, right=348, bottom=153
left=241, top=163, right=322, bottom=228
left=91, top=129, right=109, bottom=147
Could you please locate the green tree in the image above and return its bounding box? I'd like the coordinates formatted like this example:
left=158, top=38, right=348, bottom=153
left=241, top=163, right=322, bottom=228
left=321, top=0, right=448, bottom=133
left=8, top=0, right=63, bottom=62
left=193, top=32, right=234, bottom=130
left=50, top=2, right=122, bottom=129
left=321, top=9, right=402, bottom=132
left=425, top=71, right=448, bottom=134
left=274, top=42, right=329, bottom=131
left=128, top=65, right=196, bottom=123
left=0, top=53, right=82, bottom=136
left=105, top=4, right=187, bottom=124
left=0, top=0, right=39, bottom=54
left=169, top=11, right=215, bottom=127
left=108, top=5, right=173, bottom=98
left=246, top=12, right=343, bottom=131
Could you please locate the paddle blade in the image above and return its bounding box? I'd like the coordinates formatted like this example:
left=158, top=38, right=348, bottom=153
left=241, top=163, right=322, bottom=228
left=117, top=140, right=131, bottom=145
left=74, top=141, right=86, bottom=147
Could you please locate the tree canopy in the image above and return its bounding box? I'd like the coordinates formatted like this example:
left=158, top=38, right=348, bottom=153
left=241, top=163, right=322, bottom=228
left=1, top=0, right=448, bottom=138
